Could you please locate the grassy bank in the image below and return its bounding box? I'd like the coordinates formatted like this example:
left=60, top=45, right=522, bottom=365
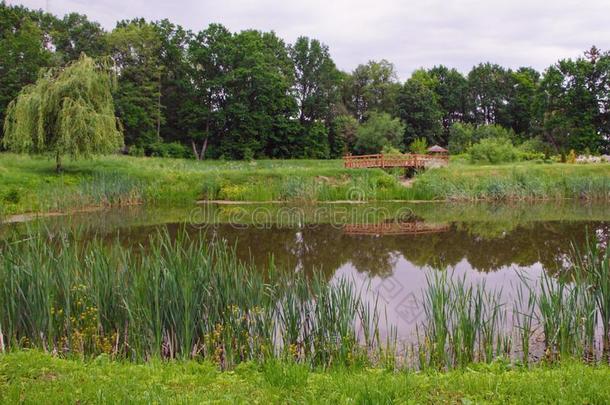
left=1, top=153, right=609, bottom=216
left=2, top=351, right=610, bottom=404
left=416, top=162, right=610, bottom=201
left=0, top=154, right=409, bottom=215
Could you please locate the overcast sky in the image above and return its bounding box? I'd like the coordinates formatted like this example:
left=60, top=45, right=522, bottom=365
left=8, top=0, right=610, bottom=79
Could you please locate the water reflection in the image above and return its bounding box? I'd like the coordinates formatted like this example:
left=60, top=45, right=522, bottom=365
left=70, top=220, right=607, bottom=278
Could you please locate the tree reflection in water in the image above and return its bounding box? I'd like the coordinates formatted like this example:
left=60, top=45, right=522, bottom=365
left=81, top=220, right=609, bottom=280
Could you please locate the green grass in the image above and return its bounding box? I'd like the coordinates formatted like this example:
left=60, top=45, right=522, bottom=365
left=2, top=351, right=610, bottom=404
left=1, top=153, right=609, bottom=216
left=0, top=154, right=412, bottom=215
left=415, top=161, right=610, bottom=201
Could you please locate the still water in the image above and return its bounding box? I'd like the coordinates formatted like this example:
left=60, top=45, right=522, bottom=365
left=2, top=201, right=609, bottom=340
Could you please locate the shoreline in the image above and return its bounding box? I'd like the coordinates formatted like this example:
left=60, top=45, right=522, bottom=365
left=1, top=195, right=598, bottom=224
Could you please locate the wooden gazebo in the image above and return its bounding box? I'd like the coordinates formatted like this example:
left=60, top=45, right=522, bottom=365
left=427, top=145, right=448, bottom=155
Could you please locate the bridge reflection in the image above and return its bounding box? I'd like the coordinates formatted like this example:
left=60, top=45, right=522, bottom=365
left=343, top=221, right=450, bottom=236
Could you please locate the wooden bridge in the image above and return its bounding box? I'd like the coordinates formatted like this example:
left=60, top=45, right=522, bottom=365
left=343, top=153, right=448, bottom=169
left=344, top=222, right=450, bottom=236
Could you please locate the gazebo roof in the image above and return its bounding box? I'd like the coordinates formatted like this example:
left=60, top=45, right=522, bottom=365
left=427, top=145, right=448, bottom=153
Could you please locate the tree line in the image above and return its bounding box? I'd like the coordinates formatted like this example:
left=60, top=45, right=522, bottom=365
left=1, top=2, right=609, bottom=159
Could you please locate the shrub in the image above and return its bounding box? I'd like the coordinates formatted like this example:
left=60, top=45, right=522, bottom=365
left=381, top=145, right=401, bottom=155
left=128, top=145, right=145, bottom=157
left=516, top=139, right=545, bottom=161
left=242, top=147, right=255, bottom=161
left=302, top=122, right=330, bottom=159
left=448, top=123, right=476, bottom=154
left=468, top=137, right=519, bottom=164
left=330, top=115, right=359, bottom=157
left=354, top=112, right=405, bottom=154
left=149, top=142, right=192, bottom=159
left=567, top=150, right=577, bottom=164
left=448, top=123, right=518, bottom=154
left=3, top=188, right=21, bottom=204
left=409, top=137, right=428, bottom=154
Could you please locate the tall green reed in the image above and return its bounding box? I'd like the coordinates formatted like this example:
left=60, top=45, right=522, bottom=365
left=419, top=272, right=506, bottom=369
left=0, top=227, right=383, bottom=369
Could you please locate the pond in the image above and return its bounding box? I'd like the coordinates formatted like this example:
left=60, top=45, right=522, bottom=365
left=3, top=200, right=609, bottom=345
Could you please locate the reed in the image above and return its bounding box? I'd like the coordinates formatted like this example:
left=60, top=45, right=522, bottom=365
left=0, top=227, right=380, bottom=368
left=572, top=238, right=610, bottom=361
left=419, top=273, right=507, bottom=370
left=513, top=281, right=536, bottom=365
left=421, top=271, right=451, bottom=369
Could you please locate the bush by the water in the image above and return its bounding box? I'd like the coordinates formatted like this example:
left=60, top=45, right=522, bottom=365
left=466, top=137, right=546, bottom=164
left=409, top=137, right=428, bottom=154
left=148, top=141, right=193, bottom=159
left=467, top=137, right=520, bottom=164
left=354, top=112, right=405, bottom=154
left=448, top=123, right=517, bottom=154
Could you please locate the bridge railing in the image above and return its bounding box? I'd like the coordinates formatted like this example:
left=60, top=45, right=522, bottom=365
left=343, top=153, right=448, bottom=169
left=344, top=222, right=450, bottom=235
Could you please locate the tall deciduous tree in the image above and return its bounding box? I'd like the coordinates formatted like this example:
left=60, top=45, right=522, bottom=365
left=427, top=65, right=470, bottom=133
left=505, top=67, right=539, bottom=137
left=0, top=4, right=51, bottom=138
left=342, top=60, right=400, bottom=121
left=396, top=70, right=444, bottom=146
left=467, top=63, right=511, bottom=125
left=185, top=23, right=232, bottom=159
left=220, top=29, right=298, bottom=159
left=153, top=20, right=192, bottom=145
left=107, top=19, right=163, bottom=148
left=52, top=12, right=106, bottom=63
left=2, top=55, right=123, bottom=171
left=537, top=47, right=609, bottom=152
left=289, top=36, right=339, bottom=124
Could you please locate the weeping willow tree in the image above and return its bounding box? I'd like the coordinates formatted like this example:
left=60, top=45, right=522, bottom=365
left=2, top=54, right=123, bottom=172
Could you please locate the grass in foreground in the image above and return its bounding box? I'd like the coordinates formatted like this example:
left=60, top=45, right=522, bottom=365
left=1, top=351, right=610, bottom=404
left=1, top=153, right=609, bottom=216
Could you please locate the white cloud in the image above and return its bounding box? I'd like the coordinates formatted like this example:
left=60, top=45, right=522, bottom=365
left=8, top=0, right=610, bottom=79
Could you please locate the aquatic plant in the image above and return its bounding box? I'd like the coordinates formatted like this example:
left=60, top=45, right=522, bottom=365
left=0, top=227, right=383, bottom=369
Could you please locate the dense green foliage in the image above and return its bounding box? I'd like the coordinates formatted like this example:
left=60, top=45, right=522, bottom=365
left=467, top=137, right=520, bottom=164
left=2, top=55, right=123, bottom=170
left=1, top=3, right=609, bottom=158
left=353, top=112, right=405, bottom=154
left=2, top=351, right=610, bottom=404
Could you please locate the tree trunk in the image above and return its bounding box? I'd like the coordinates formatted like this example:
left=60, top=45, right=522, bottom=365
left=156, top=72, right=162, bottom=139
left=191, top=138, right=209, bottom=160
left=191, top=141, right=200, bottom=160
left=200, top=137, right=208, bottom=160
left=0, top=322, right=5, bottom=353
left=56, top=153, right=62, bottom=173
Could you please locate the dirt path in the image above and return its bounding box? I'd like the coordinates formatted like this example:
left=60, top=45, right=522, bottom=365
left=400, top=178, right=415, bottom=188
